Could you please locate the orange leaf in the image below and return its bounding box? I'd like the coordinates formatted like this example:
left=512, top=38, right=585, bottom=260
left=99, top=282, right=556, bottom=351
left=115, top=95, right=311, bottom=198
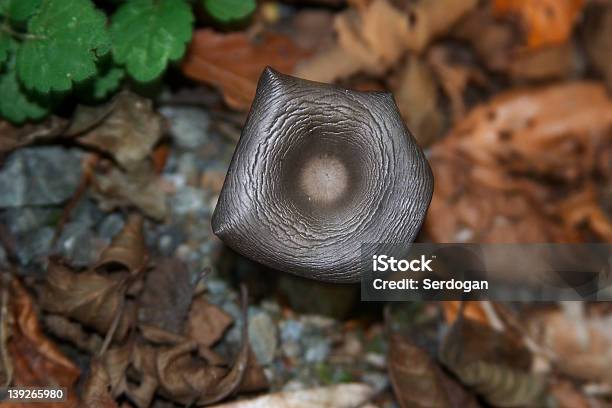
left=1, top=277, right=80, bottom=408
left=494, top=0, right=585, bottom=48
left=181, top=30, right=310, bottom=111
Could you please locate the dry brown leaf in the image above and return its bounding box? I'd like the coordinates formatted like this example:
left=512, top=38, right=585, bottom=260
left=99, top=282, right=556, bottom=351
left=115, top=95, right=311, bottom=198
left=40, top=260, right=135, bottom=342
left=138, top=258, right=193, bottom=334
left=182, top=30, right=310, bottom=110
left=440, top=316, right=547, bottom=407
left=0, top=275, right=80, bottom=408
left=81, top=359, right=120, bottom=408
left=43, top=314, right=103, bottom=354
left=527, top=308, right=612, bottom=384
left=92, top=159, right=168, bottom=220
left=583, top=4, right=612, bottom=92
left=185, top=295, right=233, bottom=347
left=0, top=117, right=68, bottom=156
left=76, top=92, right=163, bottom=170
left=391, top=55, right=443, bottom=147
left=388, top=332, right=480, bottom=408
left=209, top=383, right=374, bottom=408
left=96, top=213, right=146, bottom=274
left=296, top=0, right=477, bottom=83
left=494, top=0, right=585, bottom=49
left=425, top=82, right=612, bottom=243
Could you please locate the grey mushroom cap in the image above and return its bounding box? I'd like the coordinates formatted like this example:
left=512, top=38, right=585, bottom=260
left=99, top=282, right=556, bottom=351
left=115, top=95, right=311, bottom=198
left=212, top=67, right=434, bottom=283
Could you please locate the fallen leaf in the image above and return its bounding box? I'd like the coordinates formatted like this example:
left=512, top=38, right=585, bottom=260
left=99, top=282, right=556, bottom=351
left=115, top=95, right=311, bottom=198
left=0, top=275, right=80, bottom=408
left=425, top=82, right=612, bottom=243
left=209, top=383, right=374, bottom=408
left=138, top=258, right=193, bottom=334
left=296, top=0, right=477, bottom=83
left=75, top=92, right=164, bottom=170
left=43, top=314, right=103, bottom=354
left=81, top=359, right=120, bottom=408
left=0, top=117, right=68, bottom=156
left=391, top=55, right=443, bottom=147
left=96, top=213, right=146, bottom=274
left=182, top=30, right=310, bottom=110
left=185, top=295, right=233, bottom=347
left=388, top=332, right=480, bottom=408
left=92, top=158, right=168, bottom=220
left=439, top=315, right=548, bottom=407
left=494, top=0, right=585, bottom=49
left=582, top=4, right=612, bottom=92
left=40, top=260, right=135, bottom=342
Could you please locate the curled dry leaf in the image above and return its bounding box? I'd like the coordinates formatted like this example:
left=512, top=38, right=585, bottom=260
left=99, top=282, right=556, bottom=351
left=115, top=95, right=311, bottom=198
left=582, top=4, right=612, bottom=92
left=296, top=0, right=477, bottom=83
left=75, top=92, right=164, bottom=170
left=96, top=213, right=146, bottom=274
left=92, top=159, right=168, bottom=220
left=182, top=30, right=310, bottom=111
left=209, top=383, right=374, bottom=408
left=388, top=332, right=481, bottom=408
left=39, top=260, right=136, bottom=342
left=425, top=82, right=612, bottom=243
left=439, top=317, right=548, bottom=407
left=493, top=0, right=585, bottom=49
left=0, top=275, right=80, bottom=408
left=43, top=314, right=103, bottom=354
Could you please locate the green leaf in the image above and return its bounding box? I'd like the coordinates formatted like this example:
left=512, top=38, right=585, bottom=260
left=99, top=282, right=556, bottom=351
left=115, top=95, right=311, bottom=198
left=0, top=58, right=50, bottom=124
left=110, top=0, right=193, bottom=82
left=203, top=0, right=256, bottom=22
left=3, top=0, right=42, bottom=22
left=0, top=34, right=10, bottom=66
left=16, top=0, right=110, bottom=93
left=91, top=65, right=124, bottom=100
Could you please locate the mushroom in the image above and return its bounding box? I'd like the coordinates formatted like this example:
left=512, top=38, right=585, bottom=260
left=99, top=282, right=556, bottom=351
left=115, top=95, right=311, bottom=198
left=212, top=67, right=433, bottom=283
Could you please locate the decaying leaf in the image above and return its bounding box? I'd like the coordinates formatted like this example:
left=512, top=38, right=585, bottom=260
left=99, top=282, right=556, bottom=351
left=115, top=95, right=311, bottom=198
left=43, top=314, right=103, bottom=354
left=208, top=383, right=374, bottom=408
left=390, top=55, right=443, bottom=147
left=39, top=260, right=136, bottom=342
left=185, top=295, right=234, bottom=347
left=92, top=159, right=168, bottom=220
left=296, top=0, right=477, bottom=83
left=526, top=308, right=612, bottom=385
left=388, top=332, right=480, bottom=408
left=138, top=258, right=193, bottom=334
left=81, top=359, right=120, bottom=408
left=0, top=275, right=80, bottom=408
left=425, top=82, right=612, bottom=243
left=582, top=4, right=612, bottom=92
left=182, top=30, right=310, bottom=110
left=0, top=117, right=68, bottom=156
left=75, top=92, right=164, bottom=170
left=493, top=0, right=585, bottom=49
left=96, top=213, right=146, bottom=273
left=440, top=315, right=548, bottom=407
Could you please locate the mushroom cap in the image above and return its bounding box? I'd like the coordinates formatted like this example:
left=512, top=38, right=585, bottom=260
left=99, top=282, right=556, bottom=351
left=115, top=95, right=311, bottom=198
left=212, top=67, right=433, bottom=283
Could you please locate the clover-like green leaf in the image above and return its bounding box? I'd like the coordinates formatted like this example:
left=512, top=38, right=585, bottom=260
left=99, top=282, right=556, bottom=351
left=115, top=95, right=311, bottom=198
left=0, top=56, right=50, bottom=124
left=91, top=64, right=124, bottom=100
left=0, top=34, right=10, bottom=66
left=110, top=0, right=194, bottom=83
left=3, top=0, right=42, bottom=22
left=16, top=0, right=110, bottom=93
left=203, top=0, right=256, bottom=22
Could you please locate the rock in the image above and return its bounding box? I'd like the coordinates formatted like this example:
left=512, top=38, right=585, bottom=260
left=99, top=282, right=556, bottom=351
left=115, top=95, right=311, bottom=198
left=0, top=147, right=83, bottom=207
left=170, top=186, right=206, bottom=216
left=3, top=207, right=60, bottom=235
left=15, top=227, right=54, bottom=265
left=159, top=106, right=211, bottom=149
left=303, top=336, right=331, bottom=363
left=249, top=311, right=278, bottom=365
left=97, top=213, right=125, bottom=241
left=54, top=221, right=100, bottom=267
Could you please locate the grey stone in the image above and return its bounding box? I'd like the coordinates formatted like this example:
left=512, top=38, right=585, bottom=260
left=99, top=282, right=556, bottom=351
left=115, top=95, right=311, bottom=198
left=170, top=186, right=206, bottom=216
left=55, top=221, right=99, bottom=266
left=159, top=106, right=211, bottom=149
left=0, top=147, right=83, bottom=208
left=3, top=207, right=60, bottom=235
left=248, top=311, right=278, bottom=365
left=16, top=227, right=54, bottom=265
left=303, top=337, right=330, bottom=363
left=97, top=213, right=125, bottom=241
